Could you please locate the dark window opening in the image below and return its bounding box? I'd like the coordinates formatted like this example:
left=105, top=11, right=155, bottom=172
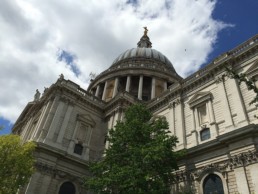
left=131, top=76, right=139, bottom=97
left=142, top=95, right=149, bottom=101
left=59, top=182, right=76, bottom=194
left=74, top=143, right=83, bottom=155
left=200, top=128, right=210, bottom=141
left=118, top=76, right=127, bottom=92
left=203, top=174, right=224, bottom=194
left=142, top=76, right=151, bottom=101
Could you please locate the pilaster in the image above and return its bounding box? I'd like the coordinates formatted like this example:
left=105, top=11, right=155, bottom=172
left=32, top=100, right=52, bottom=140
left=24, top=172, right=41, bottom=194
left=44, top=100, right=65, bottom=143
left=57, top=102, right=74, bottom=144
left=216, top=76, right=233, bottom=130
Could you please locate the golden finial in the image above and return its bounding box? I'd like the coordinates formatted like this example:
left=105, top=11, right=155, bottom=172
left=143, top=27, right=148, bottom=36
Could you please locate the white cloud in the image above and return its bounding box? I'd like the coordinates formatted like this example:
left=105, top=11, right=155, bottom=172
left=0, top=0, right=231, bottom=123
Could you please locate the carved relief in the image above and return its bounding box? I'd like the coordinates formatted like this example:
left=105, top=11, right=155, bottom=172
left=168, top=98, right=181, bottom=109
left=35, top=162, right=80, bottom=181
left=229, top=150, right=258, bottom=169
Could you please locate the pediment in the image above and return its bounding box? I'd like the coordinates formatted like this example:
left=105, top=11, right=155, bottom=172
left=245, top=60, right=258, bottom=78
left=77, top=114, right=96, bottom=127
left=188, top=91, right=212, bottom=108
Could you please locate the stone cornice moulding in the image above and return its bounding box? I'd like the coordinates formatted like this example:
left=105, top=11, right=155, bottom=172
left=77, top=114, right=96, bottom=128
left=188, top=91, right=212, bottom=109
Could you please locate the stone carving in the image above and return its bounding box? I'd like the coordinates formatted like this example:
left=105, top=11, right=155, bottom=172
left=229, top=150, right=258, bottom=169
left=168, top=98, right=181, bottom=109
left=34, top=89, right=41, bottom=101
left=35, top=162, right=78, bottom=180
left=59, top=73, right=64, bottom=80
left=43, top=87, right=49, bottom=94
left=143, top=26, right=148, bottom=36
left=190, top=162, right=228, bottom=181
left=174, top=171, right=188, bottom=182
left=35, top=162, right=57, bottom=176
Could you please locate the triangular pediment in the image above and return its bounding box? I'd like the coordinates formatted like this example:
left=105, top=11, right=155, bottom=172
left=77, top=114, right=96, bottom=127
left=188, top=91, right=212, bottom=108
left=245, top=60, right=258, bottom=78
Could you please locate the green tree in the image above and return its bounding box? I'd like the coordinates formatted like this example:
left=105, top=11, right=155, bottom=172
left=84, top=104, right=181, bottom=194
left=0, top=135, right=35, bottom=194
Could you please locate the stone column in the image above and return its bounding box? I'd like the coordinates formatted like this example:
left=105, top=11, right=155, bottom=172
left=138, top=75, right=143, bottom=100
left=248, top=163, right=258, bottom=193
left=32, top=101, right=52, bottom=140
left=39, top=175, right=52, bottom=194
left=126, top=76, right=131, bottom=92
left=230, top=78, right=248, bottom=125
left=151, top=77, right=156, bottom=99
left=174, top=99, right=186, bottom=149
left=217, top=78, right=233, bottom=129
left=38, top=96, right=60, bottom=142
left=113, top=110, right=119, bottom=127
left=102, top=81, right=108, bottom=101
left=25, top=172, right=41, bottom=194
left=194, top=108, right=200, bottom=129
left=22, top=118, right=33, bottom=141
left=192, top=109, right=198, bottom=145
left=44, top=100, right=65, bottom=143
left=234, top=167, right=250, bottom=194
left=67, top=121, right=80, bottom=154
left=57, top=103, right=74, bottom=144
left=95, top=85, right=100, bottom=97
left=207, top=101, right=215, bottom=124
left=164, top=81, right=167, bottom=91
left=168, top=104, right=175, bottom=135
left=112, top=77, right=119, bottom=98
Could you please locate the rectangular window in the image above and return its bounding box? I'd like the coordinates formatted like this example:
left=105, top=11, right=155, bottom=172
left=200, top=128, right=211, bottom=141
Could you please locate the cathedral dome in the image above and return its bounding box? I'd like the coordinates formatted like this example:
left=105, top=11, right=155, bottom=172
left=111, top=47, right=176, bottom=72
left=88, top=27, right=182, bottom=102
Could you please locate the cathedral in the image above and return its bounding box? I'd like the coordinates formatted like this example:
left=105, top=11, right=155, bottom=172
left=12, top=30, right=258, bottom=194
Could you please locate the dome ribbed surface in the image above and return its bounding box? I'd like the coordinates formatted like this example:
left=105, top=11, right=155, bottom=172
left=111, top=47, right=175, bottom=71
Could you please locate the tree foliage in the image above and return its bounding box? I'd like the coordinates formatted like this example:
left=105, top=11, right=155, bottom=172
left=84, top=104, right=181, bottom=194
left=0, top=135, right=35, bottom=194
left=226, top=67, right=258, bottom=105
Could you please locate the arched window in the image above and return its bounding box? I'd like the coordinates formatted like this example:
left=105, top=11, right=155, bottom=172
left=203, top=174, right=224, bottom=194
left=200, top=128, right=210, bottom=141
left=74, top=143, right=83, bottom=155
left=58, top=181, right=76, bottom=194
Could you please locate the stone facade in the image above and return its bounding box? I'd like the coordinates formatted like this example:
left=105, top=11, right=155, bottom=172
left=12, top=32, right=258, bottom=194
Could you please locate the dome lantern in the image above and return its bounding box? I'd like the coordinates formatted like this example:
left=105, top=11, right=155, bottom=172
left=137, top=27, right=152, bottom=48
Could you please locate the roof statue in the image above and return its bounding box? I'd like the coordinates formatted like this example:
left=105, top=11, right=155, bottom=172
left=137, top=27, right=152, bottom=48
left=143, top=26, right=148, bottom=36
left=34, top=89, right=41, bottom=101
left=59, top=73, right=64, bottom=80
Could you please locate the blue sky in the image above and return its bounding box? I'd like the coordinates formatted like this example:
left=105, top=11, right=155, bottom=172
left=0, top=0, right=257, bottom=135
left=206, top=0, right=258, bottom=64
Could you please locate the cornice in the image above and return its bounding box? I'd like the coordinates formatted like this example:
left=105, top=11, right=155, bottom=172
left=55, top=79, right=105, bottom=112
left=145, top=34, right=258, bottom=112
